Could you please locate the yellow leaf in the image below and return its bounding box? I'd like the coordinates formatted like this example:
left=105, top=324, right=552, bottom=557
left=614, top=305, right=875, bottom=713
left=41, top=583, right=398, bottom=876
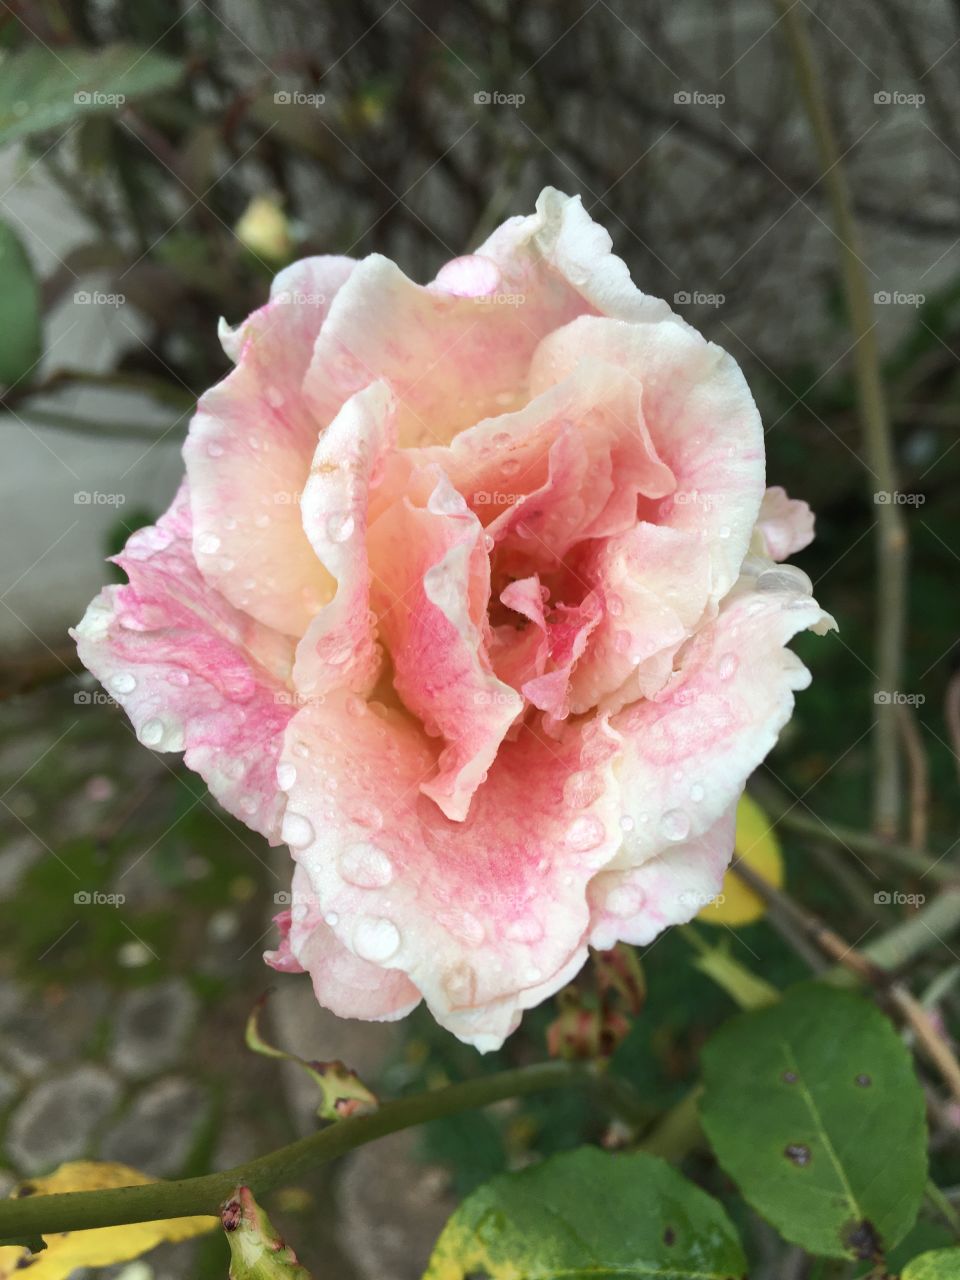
left=0, top=1162, right=217, bottom=1280
left=698, top=793, right=783, bottom=926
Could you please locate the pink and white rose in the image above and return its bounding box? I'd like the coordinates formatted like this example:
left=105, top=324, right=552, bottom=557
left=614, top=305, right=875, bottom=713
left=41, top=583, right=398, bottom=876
left=74, top=189, right=834, bottom=1051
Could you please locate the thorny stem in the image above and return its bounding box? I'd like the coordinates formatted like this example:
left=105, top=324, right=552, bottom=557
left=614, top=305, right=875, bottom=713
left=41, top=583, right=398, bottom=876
left=0, top=1061, right=641, bottom=1242
left=774, top=0, right=908, bottom=839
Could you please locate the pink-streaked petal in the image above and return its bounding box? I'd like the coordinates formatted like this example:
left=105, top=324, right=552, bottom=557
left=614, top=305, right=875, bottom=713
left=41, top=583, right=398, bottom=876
left=367, top=472, right=522, bottom=821
left=293, top=382, right=394, bottom=699
left=607, top=568, right=836, bottom=876
left=431, top=253, right=502, bottom=298
left=521, top=593, right=604, bottom=720
left=530, top=315, right=765, bottom=606
left=278, top=692, right=622, bottom=1051
left=588, top=805, right=738, bottom=949
left=186, top=257, right=355, bottom=637
left=71, top=485, right=295, bottom=840
left=266, top=865, right=421, bottom=1021
left=754, top=485, right=816, bottom=562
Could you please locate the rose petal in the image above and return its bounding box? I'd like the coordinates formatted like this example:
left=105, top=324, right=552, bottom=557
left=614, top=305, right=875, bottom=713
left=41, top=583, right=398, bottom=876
left=293, top=381, right=395, bottom=699
left=71, top=484, right=295, bottom=839
left=186, top=257, right=355, bottom=637
left=279, top=691, right=622, bottom=1050
left=753, top=485, right=816, bottom=561
left=367, top=471, right=522, bottom=821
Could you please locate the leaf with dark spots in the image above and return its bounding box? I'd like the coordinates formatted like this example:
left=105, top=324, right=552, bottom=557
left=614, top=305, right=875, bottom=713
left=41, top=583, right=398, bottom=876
left=841, top=1218, right=883, bottom=1261
left=784, top=1143, right=812, bottom=1166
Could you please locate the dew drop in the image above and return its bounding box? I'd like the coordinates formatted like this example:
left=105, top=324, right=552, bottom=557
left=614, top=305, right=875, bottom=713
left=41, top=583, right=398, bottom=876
left=345, top=694, right=367, bottom=717
left=607, top=594, right=624, bottom=617
left=351, top=800, right=383, bottom=831
left=324, top=911, right=340, bottom=927
left=139, top=718, right=164, bottom=747
left=339, top=842, right=394, bottom=889
left=207, top=441, right=224, bottom=458
left=276, top=762, right=297, bottom=792
left=619, top=814, right=635, bottom=832
left=110, top=672, right=137, bottom=695
left=689, top=783, right=705, bottom=802
left=166, top=670, right=189, bottom=687
left=718, top=653, right=739, bottom=681
left=660, top=808, right=690, bottom=842
left=239, top=795, right=258, bottom=815
left=198, top=533, right=221, bottom=555
left=281, top=811, right=315, bottom=849
left=327, top=511, right=356, bottom=543
left=565, top=815, right=605, bottom=851
left=563, top=771, right=603, bottom=809
left=606, top=884, right=644, bottom=916
left=254, top=513, right=271, bottom=528
left=353, top=916, right=401, bottom=962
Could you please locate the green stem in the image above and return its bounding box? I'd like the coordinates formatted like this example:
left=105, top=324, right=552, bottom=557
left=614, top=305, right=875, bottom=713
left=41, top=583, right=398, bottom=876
left=774, top=0, right=907, bottom=839
left=0, top=1061, right=632, bottom=1240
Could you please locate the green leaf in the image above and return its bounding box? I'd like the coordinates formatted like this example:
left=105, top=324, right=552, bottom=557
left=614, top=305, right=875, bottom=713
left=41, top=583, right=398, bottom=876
left=903, top=1249, right=960, bottom=1278
left=0, top=217, right=41, bottom=387
left=700, top=983, right=927, bottom=1261
left=423, top=1146, right=746, bottom=1280
left=0, top=44, right=183, bottom=147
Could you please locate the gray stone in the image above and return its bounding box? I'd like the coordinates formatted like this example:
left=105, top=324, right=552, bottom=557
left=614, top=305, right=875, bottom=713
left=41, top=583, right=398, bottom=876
left=0, top=1066, right=18, bottom=1109
left=0, top=982, right=110, bottom=1078
left=5, top=1065, right=121, bottom=1174
left=0, top=835, right=42, bottom=896
left=100, top=1077, right=209, bottom=1175
left=110, top=980, right=198, bottom=1079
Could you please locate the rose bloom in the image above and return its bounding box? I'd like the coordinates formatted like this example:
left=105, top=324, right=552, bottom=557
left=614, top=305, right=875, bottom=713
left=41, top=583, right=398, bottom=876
left=75, top=189, right=834, bottom=1050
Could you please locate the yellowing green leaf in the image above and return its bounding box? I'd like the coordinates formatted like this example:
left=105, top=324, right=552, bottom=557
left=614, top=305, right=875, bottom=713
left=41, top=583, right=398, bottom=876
left=222, top=1186, right=312, bottom=1279
left=0, top=1162, right=216, bottom=1280
left=903, top=1248, right=960, bottom=1278
left=698, top=792, right=783, bottom=926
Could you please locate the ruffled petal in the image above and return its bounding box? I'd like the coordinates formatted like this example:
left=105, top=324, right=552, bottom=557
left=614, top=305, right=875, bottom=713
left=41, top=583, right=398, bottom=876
left=753, top=485, right=816, bottom=561
left=266, top=865, right=421, bottom=1021
left=588, top=804, right=738, bottom=949
left=71, top=484, right=295, bottom=840
left=367, top=472, right=523, bottom=821
left=605, top=565, right=836, bottom=880
left=293, top=381, right=395, bottom=699
left=277, top=691, right=622, bottom=1051
left=185, top=257, right=355, bottom=637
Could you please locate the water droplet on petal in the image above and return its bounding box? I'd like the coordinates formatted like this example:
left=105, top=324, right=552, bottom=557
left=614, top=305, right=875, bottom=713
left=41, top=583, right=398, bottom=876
left=660, top=808, right=691, bottom=842
left=110, top=672, right=137, bottom=695
left=607, top=594, right=624, bottom=617
left=690, top=783, right=705, bottom=802
left=353, top=916, right=401, bottom=962
left=563, top=771, right=603, bottom=808
left=339, top=842, right=394, bottom=889
left=619, top=814, right=635, bottom=832
left=166, top=670, right=189, bottom=687
left=606, top=884, right=644, bottom=916
left=324, top=911, right=339, bottom=927
left=565, top=815, right=605, bottom=851
left=326, top=511, right=356, bottom=543
left=139, top=718, right=164, bottom=747
left=282, top=811, right=315, bottom=849
left=198, top=533, right=221, bottom=555
left=207, top=441, right=224, bottom=458
left=277, top=762, right=297, bottom=791
left=718, top=653, right=738, bottom=681
left=351, top=801, right=383, bottom=831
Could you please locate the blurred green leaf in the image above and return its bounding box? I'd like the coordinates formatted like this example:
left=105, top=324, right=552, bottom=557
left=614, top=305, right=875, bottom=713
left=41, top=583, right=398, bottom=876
left=0, top=217, right=41, bottom=387
left=700, top=983, right=927, bottom=1261
left=0, top=44, right=184, bottom=147
left=423, top=1147, right=746, bottom=1280
left=903, top=1249, right=960, bottom=1278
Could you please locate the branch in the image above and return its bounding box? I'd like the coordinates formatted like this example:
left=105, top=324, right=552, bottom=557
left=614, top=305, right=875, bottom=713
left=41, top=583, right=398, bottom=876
left=0, top=1061, right=637, bottom=1241
left=774, top=0, right=908, bottom=838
